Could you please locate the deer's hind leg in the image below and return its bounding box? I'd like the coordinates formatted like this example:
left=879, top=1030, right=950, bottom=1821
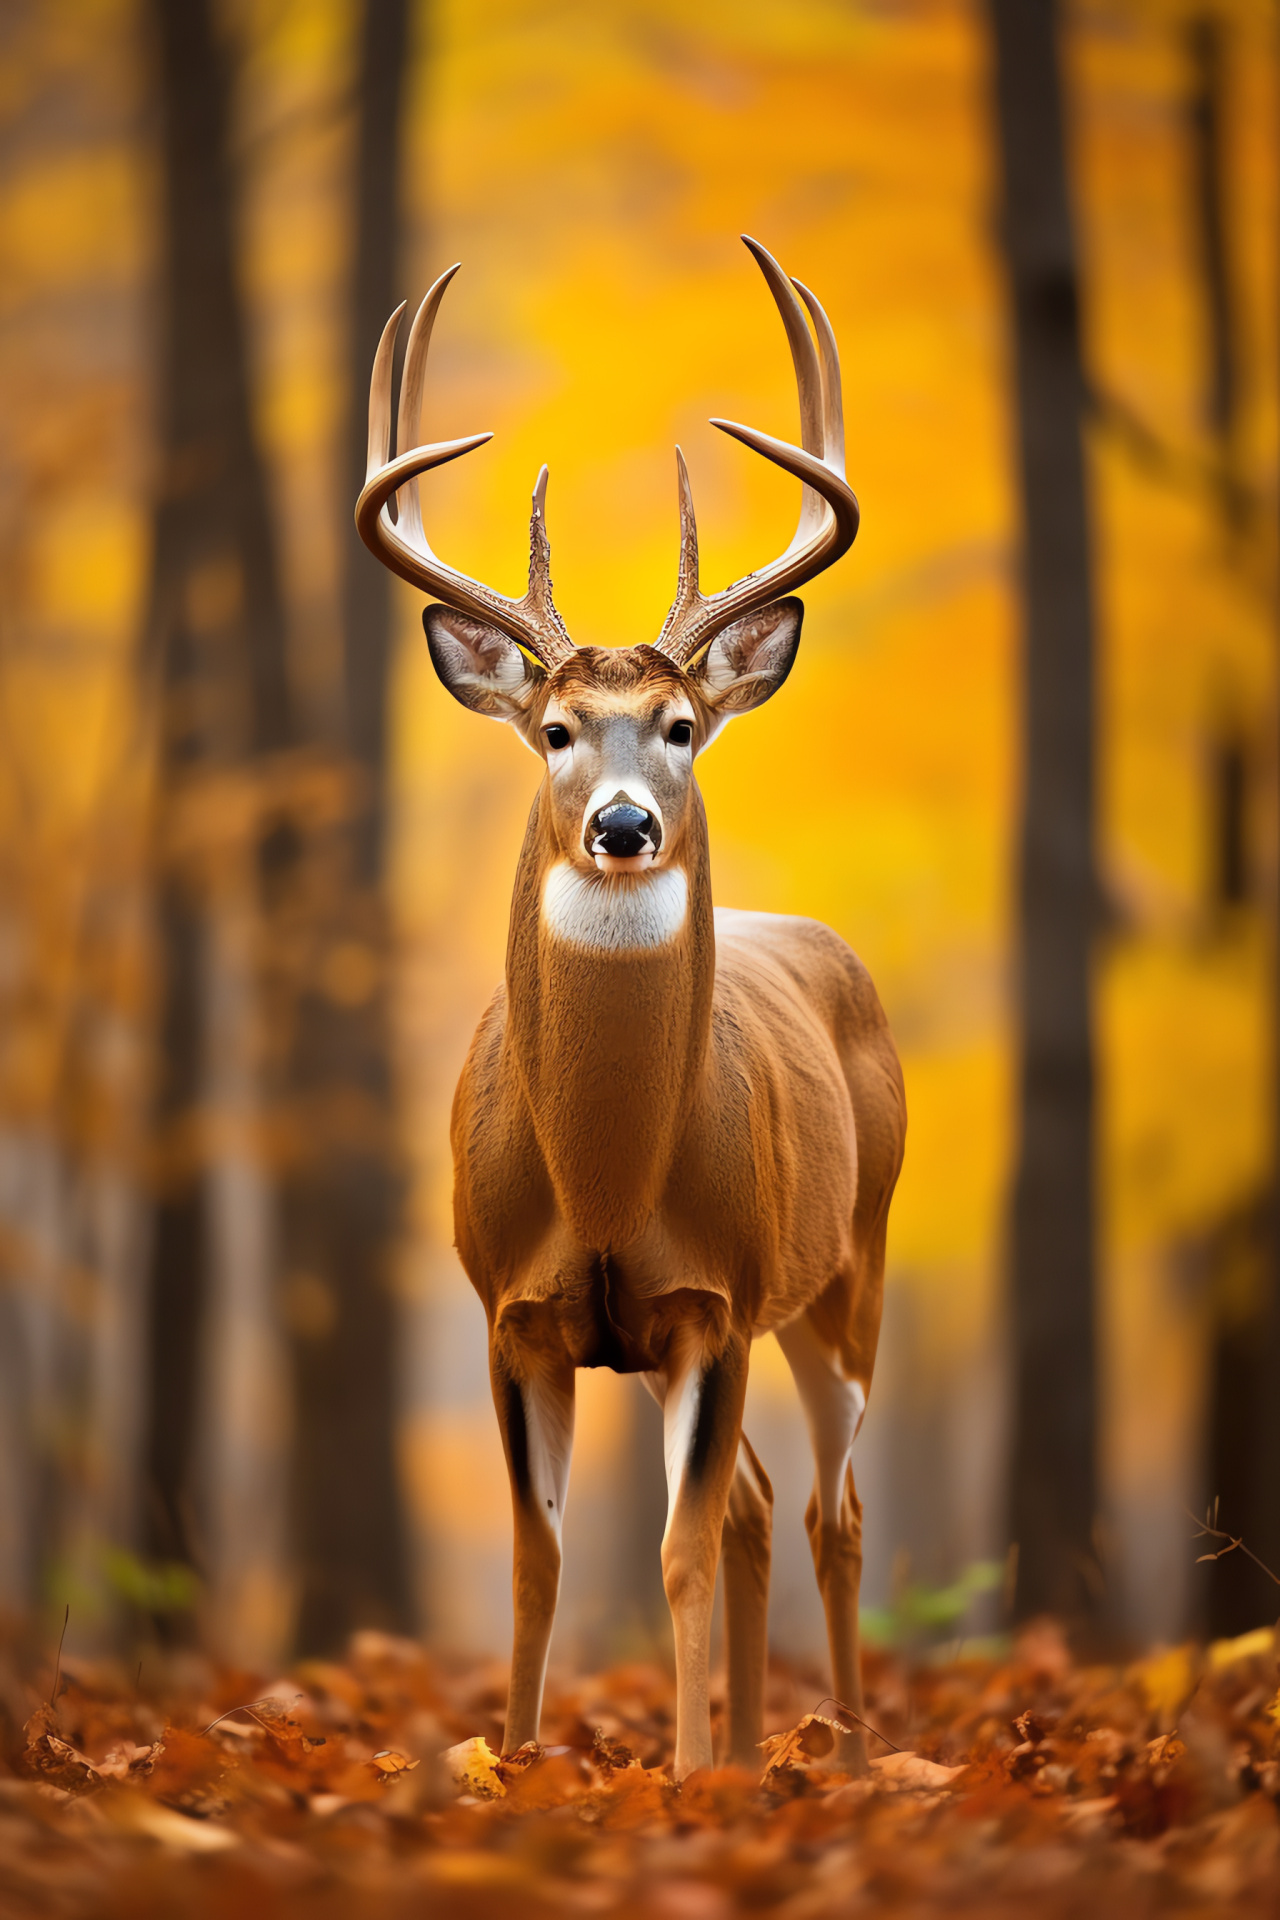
left=777, top=1308, right=869, bottom=1774
left=721, top=1434, right=773, bottom=1766
left=491, top=1341, right=575, bottom=1755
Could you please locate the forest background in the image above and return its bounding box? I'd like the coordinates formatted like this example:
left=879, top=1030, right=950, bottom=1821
left=0, top=0, right=1277, bottom=1684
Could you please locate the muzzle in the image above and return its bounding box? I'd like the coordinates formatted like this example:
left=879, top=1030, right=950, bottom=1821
left=587, top=801, right=661, bottom=861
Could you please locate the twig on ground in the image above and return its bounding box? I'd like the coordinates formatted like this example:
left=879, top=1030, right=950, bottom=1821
left=1188, top=1500, right=1280, bottom=1590
left=814, top=1697, right=904, bottom=1755
left=49, top=1605, right=69, bottom=1710
left=201, top=1695, right=303, bottom=1739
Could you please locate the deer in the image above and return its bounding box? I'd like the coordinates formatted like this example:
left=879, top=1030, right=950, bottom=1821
left=356, top=237, right=905, bottom=1780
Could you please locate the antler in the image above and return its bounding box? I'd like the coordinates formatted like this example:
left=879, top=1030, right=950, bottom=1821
left=655, top=237, right=860, bottom=670
left=354, top=263, right=575, bottom=671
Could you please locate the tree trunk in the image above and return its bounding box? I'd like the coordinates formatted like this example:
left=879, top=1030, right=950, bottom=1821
left=1182, top=9, right=1278, bottom=1635
left=990, top=0, right=1100, bottom=1624
left=1263, top=12, right=1280, bottom=1621
left=285, top=0, right=414, bottom=1651
left=1188, top=15, right=1235, bottom=446
left=142, top=0, right=292, bottom=1646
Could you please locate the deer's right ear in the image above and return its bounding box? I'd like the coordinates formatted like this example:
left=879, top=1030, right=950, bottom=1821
left=424, top=606, right=545, bottom=727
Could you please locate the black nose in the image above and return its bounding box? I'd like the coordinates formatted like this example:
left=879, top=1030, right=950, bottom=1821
left=588, top=801, right=659, bottom=859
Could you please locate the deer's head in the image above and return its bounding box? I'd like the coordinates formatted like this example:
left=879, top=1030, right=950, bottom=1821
left=356, top=238, right=858, bottom=890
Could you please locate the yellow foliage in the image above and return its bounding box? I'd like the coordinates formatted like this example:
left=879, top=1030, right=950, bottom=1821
left=1207, top=1627, right=1278, bottom=1673
left=1129, top=1644, right=1200, bottom=1725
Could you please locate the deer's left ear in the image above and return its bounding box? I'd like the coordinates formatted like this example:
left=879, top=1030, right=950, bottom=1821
left=690, top=597, right=803, bottom=718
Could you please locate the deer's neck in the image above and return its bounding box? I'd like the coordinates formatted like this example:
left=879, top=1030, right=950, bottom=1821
left=505, top=786, right=715, bottom=1252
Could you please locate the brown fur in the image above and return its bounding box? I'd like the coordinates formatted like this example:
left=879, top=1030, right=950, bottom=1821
left=456, top=784, right=904, bottom=1387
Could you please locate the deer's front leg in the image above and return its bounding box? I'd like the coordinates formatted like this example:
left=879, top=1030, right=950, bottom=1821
left=491, top=1350, right=575, bottom=1754
left=652, top=1329, right=749, bottom=1779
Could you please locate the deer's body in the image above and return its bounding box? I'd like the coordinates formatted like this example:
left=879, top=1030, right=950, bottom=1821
left=458, top=788, right=899, bottom=1386
left=357, top=241, right=905, bottom=1777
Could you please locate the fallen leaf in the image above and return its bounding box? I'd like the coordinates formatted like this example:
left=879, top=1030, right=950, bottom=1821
left=308, top=1792, right=351, bottom=1817
left=100, top=1788, right=238, bottom=1852
left=759, top=1711, right=843, bottom=1782
left=442, top=1735, right=506, bottom=1799
left=1207, top=1628, right=1275, bottom=1673
left=502, top=1750, right=590, bottom=1810
left=20, top=1708, right=99, bottom=1794
left=1130, top=1645, right=1200, bottom=1724
left=1060, top=1794, right=1118, bottom=1829
left=593, top=1727, right=641, bottom=1776
left=424, top=1852, right=531, bottom=1890
left=96, top=1739, right=164, bottom=1781
left=870, top=1750, right=966, bottom=1793
left=593, top=1764, right=673, bottom=1829
left=243, top=1694, right=322, bottom=1752
left=1004, top=1737, right=1049, bottom=1781
left=495, top=1738, right=543, bottom=1783
left=146, top=1725, right=230, bottom=1809
left=1145, top=1733, right=1187, bottom=1771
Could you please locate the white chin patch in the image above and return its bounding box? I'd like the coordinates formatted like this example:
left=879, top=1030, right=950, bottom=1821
left=593, top=849, right=655, bottom=875
left=542, top=862, right=688, bottom=952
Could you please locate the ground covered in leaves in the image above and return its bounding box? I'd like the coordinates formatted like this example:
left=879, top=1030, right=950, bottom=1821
left=1, top=1621, right=1279, bottom=1916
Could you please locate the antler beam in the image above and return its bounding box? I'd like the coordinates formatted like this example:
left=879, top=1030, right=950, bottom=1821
left=354, top=264, right=575, bottom=671
left=654, top=237, right=860, bottom=670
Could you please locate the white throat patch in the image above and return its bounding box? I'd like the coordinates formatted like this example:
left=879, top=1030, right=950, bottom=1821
left=541, top=861, right=688, bottom=952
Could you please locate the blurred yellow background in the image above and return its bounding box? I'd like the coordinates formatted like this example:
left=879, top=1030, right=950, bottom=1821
left=0, top=0, right=1275, bottom=1667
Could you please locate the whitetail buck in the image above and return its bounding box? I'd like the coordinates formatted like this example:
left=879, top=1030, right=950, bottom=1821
left=357, top=238, right=905, bottom=1778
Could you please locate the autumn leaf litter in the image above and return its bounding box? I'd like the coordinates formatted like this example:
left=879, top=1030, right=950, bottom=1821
left=0, top=1621, right=1277, bottom=1915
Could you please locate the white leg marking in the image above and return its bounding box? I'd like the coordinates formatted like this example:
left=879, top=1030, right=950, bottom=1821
left=640, top=1370, right=667, bottom=1409
left=542, top=861, right=688, bottom=951
left=656, top=1350, right=703, bottom=1542
left=776, top=1315, right=866, bottom=1527
left=521, top=1372, right=575, bottom=1542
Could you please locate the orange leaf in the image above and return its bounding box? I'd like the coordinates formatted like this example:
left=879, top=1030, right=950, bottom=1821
left=759, top=1711, right=842, bottom=1782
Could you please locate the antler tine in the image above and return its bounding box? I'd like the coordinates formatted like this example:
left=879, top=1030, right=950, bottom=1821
left=528, top=464, right=551, bottom=599
left=395, top=264, right=462, bottom=551
left=524, top=465, right=565, bottom=637
left=654, top=238, right=860, bottom=669
left=741, top=236, right=827, bottom=548
left=675, top=446, right=700, bottom=601
left=791, top=277, right=845, bottom=480
left=366, top=300, right=406, bottom=484
left=655, top=447, right=701, bottom=653
left=354, top=268, right=575, bottom=670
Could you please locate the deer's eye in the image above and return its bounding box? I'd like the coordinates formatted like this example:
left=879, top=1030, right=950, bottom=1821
left=667, top=719, right=693, bottom=747
left=543, top=724, right=571, bottom=750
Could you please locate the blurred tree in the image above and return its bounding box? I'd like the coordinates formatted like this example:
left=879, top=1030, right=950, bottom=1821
left=1261, top=9, right=1280, bottom=1617
left=1182, top=8, right=1279, bottom=1635
left=1189, top=15, right=1237, bottom=458
left=282, top=0, right=414, bottom=1650
left=141, top=0, right=292, bottom=1633
left=990, top=0, right=1100, bottom=1623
